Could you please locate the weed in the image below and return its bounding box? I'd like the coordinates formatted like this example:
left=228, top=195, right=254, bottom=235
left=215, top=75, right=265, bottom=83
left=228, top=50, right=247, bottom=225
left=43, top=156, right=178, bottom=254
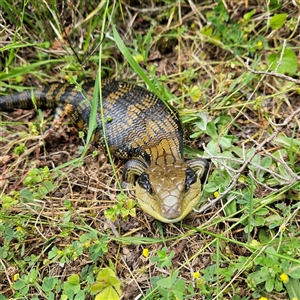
left=146, top=248, right=196, bottom=300
left=151, top=247, right=175, bottom=269
left=20, top=166, right=58, bottom=204
left=90, top=267, right=122, bottom=300
left=246, top=247, right=300, bottom=299
left=146, top=270, right=193, bottom=300
left=104, top=194, right=136, bottom=222
left=1, top=1, right=300, bottom=299
left=61, top=274, right=86, bottom=300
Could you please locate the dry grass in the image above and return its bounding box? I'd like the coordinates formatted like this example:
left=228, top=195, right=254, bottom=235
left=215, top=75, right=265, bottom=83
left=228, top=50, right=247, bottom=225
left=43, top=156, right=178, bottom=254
left=1, top=1, right=300, bottom=299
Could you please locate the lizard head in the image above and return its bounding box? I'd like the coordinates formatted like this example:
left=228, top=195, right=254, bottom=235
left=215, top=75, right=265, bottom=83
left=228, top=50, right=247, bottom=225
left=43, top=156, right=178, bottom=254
left=124, top=158, right=208, bottom=223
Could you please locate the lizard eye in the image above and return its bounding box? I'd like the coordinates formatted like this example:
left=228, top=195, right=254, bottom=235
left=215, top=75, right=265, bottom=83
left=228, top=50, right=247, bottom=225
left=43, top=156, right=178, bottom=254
left=137, top=172, right=152, bottom=194
left=185, top=167, right=197, bottom=191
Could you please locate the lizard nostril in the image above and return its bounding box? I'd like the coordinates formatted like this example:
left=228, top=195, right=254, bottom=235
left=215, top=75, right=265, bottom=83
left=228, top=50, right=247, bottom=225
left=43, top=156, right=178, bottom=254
left=161, top=203, right=181, bottom=219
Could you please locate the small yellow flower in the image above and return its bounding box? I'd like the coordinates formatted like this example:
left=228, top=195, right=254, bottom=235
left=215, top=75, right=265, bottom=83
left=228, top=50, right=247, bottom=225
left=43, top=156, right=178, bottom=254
left=193, top=271, right=200, bottom=279
left=213, top=191, right=219, bottom=198
left=257, top=41, right=263, bottom=49
left=258, top=297, right=268, bottom=300
left=280, top=225, right=286, bottom=232
left=16, top=226, right=22, bottom=231
left=13, top=274, right=19, bottom=281
left=57, top=250, right=63, bottom=255
left=291, top=297, right=298, bottom=300
left=280, top=273, right=289, bottom=283
left=142, top=248, right=149, bottom=258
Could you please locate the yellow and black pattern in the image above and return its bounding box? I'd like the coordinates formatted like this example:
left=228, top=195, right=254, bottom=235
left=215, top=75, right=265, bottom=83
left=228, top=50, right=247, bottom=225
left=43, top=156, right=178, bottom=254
left=0, top=79, right=208, bottom=223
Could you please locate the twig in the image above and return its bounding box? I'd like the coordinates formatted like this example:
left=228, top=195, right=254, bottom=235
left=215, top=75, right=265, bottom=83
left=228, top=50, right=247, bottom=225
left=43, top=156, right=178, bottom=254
left=247, top=136, right=300, bottom=182
left=248, top=172, right=279, bottom=192
left=245, top=63, right=300, bottom=85
left=0, top=259, right=13, bottom=288
left=201, top=154, right=292, bottom=184
left=244, top=40, right=300, bottom=86
left=274, top=39, right=287, bottom=73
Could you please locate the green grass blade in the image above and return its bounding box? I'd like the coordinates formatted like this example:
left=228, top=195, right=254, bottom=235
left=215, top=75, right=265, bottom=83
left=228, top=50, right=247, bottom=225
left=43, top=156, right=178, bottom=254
left=0, top=59, right=65, bottom=81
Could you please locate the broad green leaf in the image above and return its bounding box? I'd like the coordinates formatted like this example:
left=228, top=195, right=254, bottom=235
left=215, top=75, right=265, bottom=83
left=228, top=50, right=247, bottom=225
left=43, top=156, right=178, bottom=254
left=270, top=13, right=287, bottom=30
left=275, top=277, right=283, bottom=291
left=157, top=277, right=174, bottom=289
left=248, top=268, right=270, bottom=285
left=95, top=286, right=120, bottom=300
left=269, top=0, right=282, bottom=9
left=65, top=288, right=75, bottom=299
left=206, top=122, right=218, bottom=140
left=267, top=48, right=298, bottom=75
left=243, top=9, right=256, bottom=22
left=244, top=225, right=253, bottom=234
left=285, top=277, right=300, bottom=299
left=288, top=263, right=300, bottom=279
left=1, top=195, right=18, bottom=209
left=157, top=271, right=179, bottom=289
left=265, top=276, right=275, bottom=293
left=261, top=156, right=273, bottom=169
left=219, top=136, right=233, bottom=149
left=252, top=216, right=265, bottom=227
left=20, top=189, right=34, bottom=202
left=173, top=290, right=184, bottom=300
left=265, top=214, right=281, bottom=228
left=42, top=277, right=56, bottom=291
left=67, top=274, right=80, bottom=285
left=91, top=268, right=121, bottom=296
left=273, top=134, right=300, bottom=154
left=173, top=278, right=186, bottom=292
left=189, top=85, right=201, bottom=102
left=63, top=281, right=80, bottom=294
left=14, top=280, right=25, bottom=290
left=255, top=208, right=269, bottom=216
left=224, top=195, right=237, bottom=215
left=96, top=268, right=115, bottom=281
left=204, top=181, right=221, bottom=193
left=200, top=26, right=213, bottom=37
left=74, top=290, right=85, bottom=300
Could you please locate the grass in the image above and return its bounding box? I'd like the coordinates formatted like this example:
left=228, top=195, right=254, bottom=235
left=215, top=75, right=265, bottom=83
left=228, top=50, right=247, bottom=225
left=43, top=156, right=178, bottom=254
left=1, top=0, right=300, bottom=299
